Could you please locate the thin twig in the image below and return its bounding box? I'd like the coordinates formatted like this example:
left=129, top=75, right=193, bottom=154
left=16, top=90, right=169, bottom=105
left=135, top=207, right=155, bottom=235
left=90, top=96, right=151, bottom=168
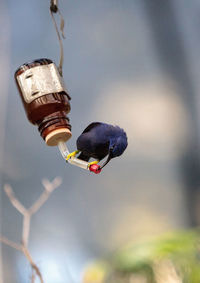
left=22, top=246, right=44, bottom=283
left=22, top=213, right=31, bottom=247
left=0, top=236, right=21, bottom=251
left=29, top=190, right=50, bottom=215
left=29, top=177, right=62, bottom=215
left=4, top=184, right=27, bottom=215
left=31, top=269, right=36, bottom=283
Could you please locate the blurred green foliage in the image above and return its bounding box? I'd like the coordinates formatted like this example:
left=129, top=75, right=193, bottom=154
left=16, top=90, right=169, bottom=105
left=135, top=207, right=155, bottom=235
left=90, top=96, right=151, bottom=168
left=83, top=229, right=200, bottom=283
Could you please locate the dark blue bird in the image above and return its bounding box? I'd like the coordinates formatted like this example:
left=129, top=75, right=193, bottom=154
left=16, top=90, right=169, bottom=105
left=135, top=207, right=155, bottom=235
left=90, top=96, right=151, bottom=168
left=67, top=122, right=128, bottom=169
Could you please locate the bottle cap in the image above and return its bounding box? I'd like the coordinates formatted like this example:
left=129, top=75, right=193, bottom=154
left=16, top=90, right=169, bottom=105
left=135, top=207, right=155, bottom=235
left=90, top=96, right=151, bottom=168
left=45, top=128, right=72, bottom=146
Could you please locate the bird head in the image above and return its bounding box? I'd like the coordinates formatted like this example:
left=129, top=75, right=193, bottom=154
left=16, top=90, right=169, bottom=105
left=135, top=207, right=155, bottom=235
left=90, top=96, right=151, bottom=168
left=101, top=128, right=128, bottom=169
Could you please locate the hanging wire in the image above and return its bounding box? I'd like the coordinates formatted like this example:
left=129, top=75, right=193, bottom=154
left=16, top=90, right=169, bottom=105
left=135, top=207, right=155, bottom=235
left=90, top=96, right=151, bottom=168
left=50, top=0, right=65, bottom=76
left=50, top=0, right=58, bottom=12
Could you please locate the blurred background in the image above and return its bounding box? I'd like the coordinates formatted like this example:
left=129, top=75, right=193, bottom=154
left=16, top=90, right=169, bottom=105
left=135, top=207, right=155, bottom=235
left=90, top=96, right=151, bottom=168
left=1, top=0, right=200, bottom=282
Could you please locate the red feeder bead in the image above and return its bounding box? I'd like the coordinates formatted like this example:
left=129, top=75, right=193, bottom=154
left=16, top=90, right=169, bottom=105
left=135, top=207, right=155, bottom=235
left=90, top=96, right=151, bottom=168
left=89, top=164, right=102, bottom=174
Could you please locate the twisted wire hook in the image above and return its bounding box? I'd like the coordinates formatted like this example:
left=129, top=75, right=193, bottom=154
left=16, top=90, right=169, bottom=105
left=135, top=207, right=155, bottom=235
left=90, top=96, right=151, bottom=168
left=50, top=0, right=65, bottom=76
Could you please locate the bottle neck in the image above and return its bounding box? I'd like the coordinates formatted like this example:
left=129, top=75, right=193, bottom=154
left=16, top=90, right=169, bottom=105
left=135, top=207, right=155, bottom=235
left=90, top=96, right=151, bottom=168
left=37, top=111, right=72, bottom=146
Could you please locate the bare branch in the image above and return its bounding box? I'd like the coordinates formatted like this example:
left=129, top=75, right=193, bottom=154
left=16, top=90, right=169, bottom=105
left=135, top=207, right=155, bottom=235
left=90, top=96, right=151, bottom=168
left=1, top=177, right=62, bottom=282
left=0, top=236, right=21, bottom=251
left=28, top=190, right=49, bottom=215
left=22, top=246, right=44, bottom=283
left=31, top=269, right=36, bottom=283
left=29, top=177, right=62, bottom=215
left=4, top=184, right=27, bottom=215
left=22, top=213, right=31, bottom=247
left=42, top=176, right=62, bottom=192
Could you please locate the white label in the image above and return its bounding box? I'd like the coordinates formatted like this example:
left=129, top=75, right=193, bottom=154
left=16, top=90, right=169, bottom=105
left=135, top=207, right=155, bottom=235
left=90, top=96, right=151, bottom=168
left=16, top=63, right=66, bottom=103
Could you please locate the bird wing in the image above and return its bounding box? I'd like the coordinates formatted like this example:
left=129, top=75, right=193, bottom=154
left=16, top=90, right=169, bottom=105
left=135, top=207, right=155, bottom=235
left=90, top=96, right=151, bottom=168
left=81, top=122, right=101, bottom=134
left=77, top=123, right=110, bottom=161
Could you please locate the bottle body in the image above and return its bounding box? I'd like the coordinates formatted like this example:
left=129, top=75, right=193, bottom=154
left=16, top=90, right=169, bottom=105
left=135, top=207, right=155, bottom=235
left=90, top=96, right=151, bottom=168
left=15, top=58, right=72, bottom=146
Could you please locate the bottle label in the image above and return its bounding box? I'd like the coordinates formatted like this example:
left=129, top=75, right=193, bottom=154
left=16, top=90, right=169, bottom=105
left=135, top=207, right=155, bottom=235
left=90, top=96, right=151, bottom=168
left=16, top=63, right=66, bottom=103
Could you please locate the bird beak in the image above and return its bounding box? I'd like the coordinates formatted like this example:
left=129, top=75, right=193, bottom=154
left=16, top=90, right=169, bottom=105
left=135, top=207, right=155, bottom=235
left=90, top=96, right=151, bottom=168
left=100, top=150, right=113, bottom=169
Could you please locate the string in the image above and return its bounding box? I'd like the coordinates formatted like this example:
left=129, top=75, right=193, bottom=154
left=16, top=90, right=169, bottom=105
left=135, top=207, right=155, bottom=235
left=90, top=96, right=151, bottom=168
left=50, top=0, right=65, bottom=76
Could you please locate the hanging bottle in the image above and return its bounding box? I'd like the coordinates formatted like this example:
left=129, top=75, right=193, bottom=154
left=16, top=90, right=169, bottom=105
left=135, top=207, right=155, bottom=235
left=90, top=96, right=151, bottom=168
left=15, top=58, right=72, bottom=146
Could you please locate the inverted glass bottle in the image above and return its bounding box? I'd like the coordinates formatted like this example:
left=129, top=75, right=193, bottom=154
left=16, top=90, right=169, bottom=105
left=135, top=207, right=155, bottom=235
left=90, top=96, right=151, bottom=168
left=15, top=58, right=72, bottom=146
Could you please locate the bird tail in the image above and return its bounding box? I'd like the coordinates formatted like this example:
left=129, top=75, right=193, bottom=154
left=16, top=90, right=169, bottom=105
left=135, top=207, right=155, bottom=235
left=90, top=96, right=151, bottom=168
left=77, top=152, right=90, bottom=162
